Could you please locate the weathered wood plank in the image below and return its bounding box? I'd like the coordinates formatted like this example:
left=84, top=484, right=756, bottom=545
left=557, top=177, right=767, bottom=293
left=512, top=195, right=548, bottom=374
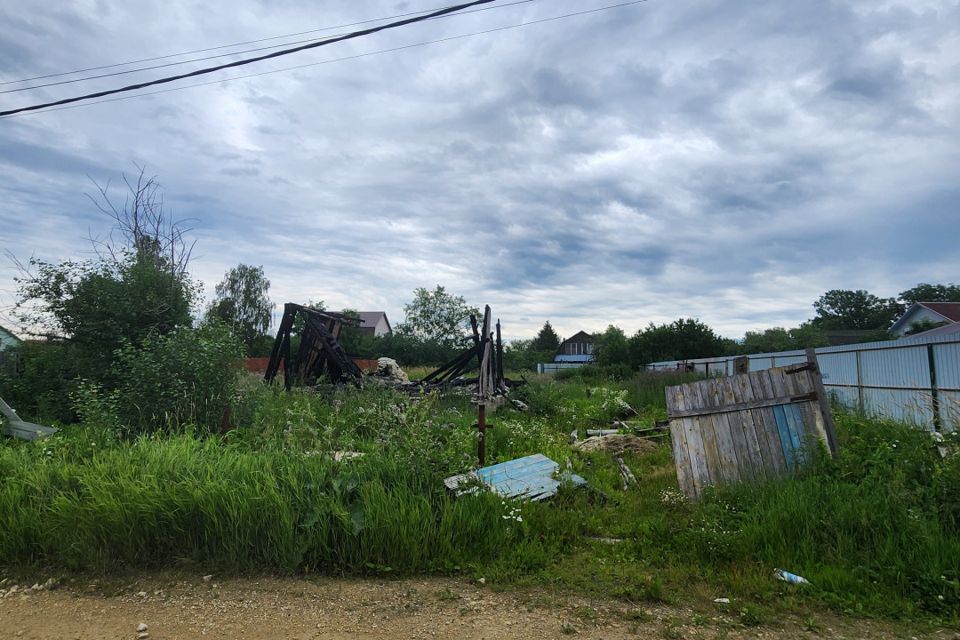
left=719, top=375, right=756, bottom=480
left=666, top=387, right=697, bottom=499
left=705, top=377, right=741, bottom=484
left=678, top=384, right=711, bottom=496
left=772, top=404, right=799, bottom=469
left=685, top=381, right=719, bottom=489
left=806, top=348, right=839, bottom=455
left=730, top=373, right=765, bottom=481
left=747, top=372, right=786, bottom=475
left=780, top=365, right=827, bottom=461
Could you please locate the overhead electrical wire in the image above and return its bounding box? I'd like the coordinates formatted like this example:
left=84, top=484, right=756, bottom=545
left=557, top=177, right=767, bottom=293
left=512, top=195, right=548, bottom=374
left=1, top=0, right=651, bottom=119
left=0, top=0, right=536, bottom=94
left=0, top=0, right=498, bottom=117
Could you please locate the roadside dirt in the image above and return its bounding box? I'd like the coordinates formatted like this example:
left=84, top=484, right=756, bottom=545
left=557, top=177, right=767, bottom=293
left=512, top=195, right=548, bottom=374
left=0, top=571, right=953, bottom=640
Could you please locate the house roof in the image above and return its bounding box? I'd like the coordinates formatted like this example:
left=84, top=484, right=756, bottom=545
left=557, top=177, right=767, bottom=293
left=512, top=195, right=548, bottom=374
left=890, top=302, right=960, bottom=333
left=560, top=330, right=593, bottom=345
left=0, top=324, right=21, bottom=344
left=919, top=302, right=960, bottom=322
left=907, top=321, right=960, bottom=338
left=356, top=311, right=391, bottom=332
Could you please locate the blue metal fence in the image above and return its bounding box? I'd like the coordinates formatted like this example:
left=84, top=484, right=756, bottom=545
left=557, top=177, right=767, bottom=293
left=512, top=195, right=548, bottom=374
left=646, top=333, right=960, bottom=432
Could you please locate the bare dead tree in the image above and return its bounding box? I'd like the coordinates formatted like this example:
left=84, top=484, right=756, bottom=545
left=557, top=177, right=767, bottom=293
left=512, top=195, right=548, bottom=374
left=85, top=164, right=196, bottom=278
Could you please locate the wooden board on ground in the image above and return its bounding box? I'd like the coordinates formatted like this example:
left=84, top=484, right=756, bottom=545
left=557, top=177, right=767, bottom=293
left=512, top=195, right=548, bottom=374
left=444, top=454, right=587, bottom=501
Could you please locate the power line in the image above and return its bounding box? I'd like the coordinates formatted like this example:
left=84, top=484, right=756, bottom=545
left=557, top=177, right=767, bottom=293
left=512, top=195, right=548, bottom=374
left=0, top=0, right=536, bottom=94
left=2, top=0, right=652, bottom=119
left=0, top=0, right=498, bottom=118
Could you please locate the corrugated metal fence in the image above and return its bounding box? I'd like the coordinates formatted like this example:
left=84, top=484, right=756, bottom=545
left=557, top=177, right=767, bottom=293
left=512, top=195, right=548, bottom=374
left=646, top=333, right=960, bottom=432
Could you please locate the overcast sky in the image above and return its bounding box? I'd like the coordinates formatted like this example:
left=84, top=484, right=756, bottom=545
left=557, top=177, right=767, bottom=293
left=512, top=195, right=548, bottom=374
left=1, top=0, right=958, bottom=341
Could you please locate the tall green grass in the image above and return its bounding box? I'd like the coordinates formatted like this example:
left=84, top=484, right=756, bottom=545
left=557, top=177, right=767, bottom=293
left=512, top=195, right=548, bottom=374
left=0, top=430, right=521, bottom=572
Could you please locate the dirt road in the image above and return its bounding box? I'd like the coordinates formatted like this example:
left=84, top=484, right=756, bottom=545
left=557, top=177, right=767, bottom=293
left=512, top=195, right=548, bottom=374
left=0, top=571, right=949, bottom=639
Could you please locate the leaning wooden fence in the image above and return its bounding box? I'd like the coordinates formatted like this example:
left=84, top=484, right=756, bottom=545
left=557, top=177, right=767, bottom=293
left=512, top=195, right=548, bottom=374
left=666, top=352, right=838, bottom=499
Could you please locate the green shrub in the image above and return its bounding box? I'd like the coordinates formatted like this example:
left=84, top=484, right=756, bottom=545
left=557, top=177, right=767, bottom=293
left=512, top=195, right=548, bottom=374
left=75, top=323, right=243, bottom=435
left=0, top=342, right=87, bottom=423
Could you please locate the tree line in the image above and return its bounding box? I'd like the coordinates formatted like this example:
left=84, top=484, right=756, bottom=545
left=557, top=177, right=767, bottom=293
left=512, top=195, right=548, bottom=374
left=3, top=171, right=957, bottom=427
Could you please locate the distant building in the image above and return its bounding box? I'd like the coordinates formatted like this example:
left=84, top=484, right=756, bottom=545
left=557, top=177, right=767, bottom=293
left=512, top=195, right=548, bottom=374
left=889, top=302, right=960, bottom=337
left=555, top=330, right=595, bottom=363
left=536, top=330, right=595, bottom=374
left=355, top=311, right=392, bottom=337
left=0, top=325, right=21, bottom=350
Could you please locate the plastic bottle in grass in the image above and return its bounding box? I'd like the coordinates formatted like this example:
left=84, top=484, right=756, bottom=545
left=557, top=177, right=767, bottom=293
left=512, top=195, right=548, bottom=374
left=774, top=568, right=810, bottom=585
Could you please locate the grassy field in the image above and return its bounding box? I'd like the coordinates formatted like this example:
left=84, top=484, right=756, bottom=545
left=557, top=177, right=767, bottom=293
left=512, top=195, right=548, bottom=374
left=1, top=371, right=958, bottom=626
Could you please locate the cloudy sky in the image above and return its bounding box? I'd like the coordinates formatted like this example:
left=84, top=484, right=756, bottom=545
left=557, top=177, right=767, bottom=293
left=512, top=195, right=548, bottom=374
left=1, top=0, right=958, bottom=341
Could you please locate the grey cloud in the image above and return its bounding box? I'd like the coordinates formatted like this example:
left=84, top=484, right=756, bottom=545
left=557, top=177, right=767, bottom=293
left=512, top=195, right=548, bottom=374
left=0, top=0, right=958, bottom=340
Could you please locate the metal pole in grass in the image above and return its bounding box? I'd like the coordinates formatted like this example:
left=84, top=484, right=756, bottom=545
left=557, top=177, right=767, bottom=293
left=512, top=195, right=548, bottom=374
left=477, top=403, right=486, bottom=467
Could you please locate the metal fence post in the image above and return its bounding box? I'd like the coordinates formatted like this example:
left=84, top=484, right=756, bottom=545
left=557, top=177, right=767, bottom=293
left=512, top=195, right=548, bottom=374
left=927, top=344, right=942, bottom=433
left=855, top=350, right=864, bottom=413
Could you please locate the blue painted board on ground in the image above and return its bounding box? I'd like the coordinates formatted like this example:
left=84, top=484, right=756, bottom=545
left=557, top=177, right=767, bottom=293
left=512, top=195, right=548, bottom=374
left=444, top=453, right=587, bottom=501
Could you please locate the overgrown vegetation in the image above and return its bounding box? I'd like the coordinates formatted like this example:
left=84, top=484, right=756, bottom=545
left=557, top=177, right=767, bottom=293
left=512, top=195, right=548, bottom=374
left=1, top=370, right=958, bottom=623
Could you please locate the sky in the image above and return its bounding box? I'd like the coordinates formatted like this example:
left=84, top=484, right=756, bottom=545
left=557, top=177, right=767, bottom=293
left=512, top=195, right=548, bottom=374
left=0, top=0, right=958, bottom=342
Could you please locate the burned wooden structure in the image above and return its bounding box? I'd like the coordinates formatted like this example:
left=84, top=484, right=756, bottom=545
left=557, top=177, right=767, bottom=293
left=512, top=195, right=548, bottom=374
left=264, top=303, right=363, bottom=389
left=419, top=304, right=509, bottom=393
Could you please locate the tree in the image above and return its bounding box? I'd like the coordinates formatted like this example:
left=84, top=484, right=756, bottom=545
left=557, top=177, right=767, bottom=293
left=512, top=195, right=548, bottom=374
left=811, top=289, right=904, bottom=330
left=899, top=283, right=960, bottom=305
left=206, top=264, right=274, bottom=354
left=531, top=321, right=561, bottom=352
left=740, top=323, right=828, bottom=355
left=629, top=318, right=726, bottom=365
left=13, top=167, right=197, bottom=351
left=903, top=318, right=949, bottom=336
left=594, top=325, right=629, bottom=367
left=395, top=285, right=480, bottom=348
left=15, top=254, right=195, bottom=357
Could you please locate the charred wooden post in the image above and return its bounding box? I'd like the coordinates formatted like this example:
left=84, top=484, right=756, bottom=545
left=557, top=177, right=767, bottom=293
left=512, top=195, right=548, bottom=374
left=477, top=404, right=487, bottom=466
left=495, top=320, right=505, bottom=393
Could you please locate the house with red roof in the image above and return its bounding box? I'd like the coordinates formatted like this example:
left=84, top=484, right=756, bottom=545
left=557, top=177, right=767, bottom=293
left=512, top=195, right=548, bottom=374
left=889, top=302, right=960, bottom=337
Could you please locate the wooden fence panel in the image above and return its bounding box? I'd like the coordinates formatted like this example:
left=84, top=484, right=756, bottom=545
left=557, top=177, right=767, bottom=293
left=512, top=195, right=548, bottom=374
left=666, top=361, right=834, bottom=499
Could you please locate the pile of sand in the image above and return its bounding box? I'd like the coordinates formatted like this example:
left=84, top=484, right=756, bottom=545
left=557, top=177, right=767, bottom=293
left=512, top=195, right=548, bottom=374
left=575, top=434, right=657, bottom=456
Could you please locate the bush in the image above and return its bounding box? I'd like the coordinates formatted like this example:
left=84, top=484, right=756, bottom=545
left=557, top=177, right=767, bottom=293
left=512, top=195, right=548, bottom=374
left=75, top=323, right=243, bottom=434
left=555, top=364, right=634, bottom=382
left=0, top=342, right=87, bottom=423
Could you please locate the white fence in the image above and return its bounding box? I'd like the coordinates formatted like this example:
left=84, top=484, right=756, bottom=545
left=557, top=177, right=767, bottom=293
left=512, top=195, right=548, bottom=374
left=646, top=333, right=960, bottom=432
left=536, top=362, right=589, bottom=374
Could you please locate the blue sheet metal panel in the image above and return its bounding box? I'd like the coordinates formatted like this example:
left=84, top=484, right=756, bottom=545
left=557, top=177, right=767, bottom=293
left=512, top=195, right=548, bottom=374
left=473, top=454, right=586, bottom=501
left=933, top=344, right=960, bottom=390
left=750, top=357, right=773, bottom=371
left=859, top=346, right=930, bottom=389
left=818, top=352, right=858, bottom=386
left=939, top=390, right=960, bottom=433
left=862, top=388, right=934, bottom=428
left=825, top=385, right=859, bottom=410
